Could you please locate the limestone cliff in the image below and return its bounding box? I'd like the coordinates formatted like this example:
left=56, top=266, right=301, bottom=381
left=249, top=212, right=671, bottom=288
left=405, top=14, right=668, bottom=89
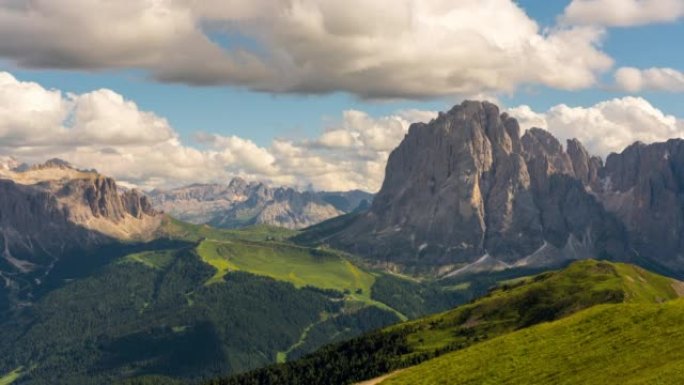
left=0, top=159, right=161, bottom=270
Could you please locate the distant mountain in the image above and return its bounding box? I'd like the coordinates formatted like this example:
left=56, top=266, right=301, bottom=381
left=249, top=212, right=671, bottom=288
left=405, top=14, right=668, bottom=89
left=0, top=158, right=161, bottom=314
left=298, top=100, right=684, bottom=278
left=149, top=179, right=373, bottom=230
left=208, top=260, right=683, bottom=385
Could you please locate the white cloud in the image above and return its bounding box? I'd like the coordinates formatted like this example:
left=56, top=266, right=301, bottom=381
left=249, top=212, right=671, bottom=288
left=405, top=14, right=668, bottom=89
left=0, top=72, right=68, bottom=143
left=508, top=97, right=684, bottom=156
left=70, top=89, right=176, bottom=145
left=199, top=134, right=279, bottom=176
left=0, top=71, right=435, bottom=191
left=284, top=108, right=437, bottom=190
left=318, top=130, right=356, bottom=149
left=0, top=0, right=273, bottom=86
left=615, top=67, right=684, bottom=92
left=0, top=72, right=174, bottom=148
left=0, top=0, right=612, bottom=98
left=562, top=0, right=684, bottom=27
left=506, top=105, right=549, bottom=130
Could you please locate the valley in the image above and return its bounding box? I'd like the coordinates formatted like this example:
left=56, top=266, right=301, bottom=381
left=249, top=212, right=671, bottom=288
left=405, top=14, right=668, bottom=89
left=0, top=217, right=485, bottom=384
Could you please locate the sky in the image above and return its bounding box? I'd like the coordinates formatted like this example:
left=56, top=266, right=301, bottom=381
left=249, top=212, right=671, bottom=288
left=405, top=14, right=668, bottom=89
left=0, top=0, right=683, bottom=192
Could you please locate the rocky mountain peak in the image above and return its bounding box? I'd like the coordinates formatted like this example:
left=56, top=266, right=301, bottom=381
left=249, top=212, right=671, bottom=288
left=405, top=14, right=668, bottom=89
left=304, top=100, right=643, bottom=276
left=71, top=175, right=157, bottom=221
left=226, top=177, right=252, bottom=193
left=521, top=128, right=574, bottom=176
left=0, top=160, right=162, bottom=270
left=566, top=138, right=602, bottom=186
left=31, top=158, right=75, bottom=171
left=333, top=100, right=540, bottom=267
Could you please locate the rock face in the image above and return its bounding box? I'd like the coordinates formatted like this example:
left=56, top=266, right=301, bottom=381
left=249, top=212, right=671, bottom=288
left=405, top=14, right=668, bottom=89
left=302, top=100, right=684, bottom=276
left=0, top=159, right=161, bottom=270
left=598, top=140, right=684, bottom=272
left=149, top=180, right=372, bottom=230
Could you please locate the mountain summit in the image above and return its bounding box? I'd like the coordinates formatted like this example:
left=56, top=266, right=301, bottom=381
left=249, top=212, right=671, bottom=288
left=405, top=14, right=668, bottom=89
left=300, top=100, right=684, bottom=277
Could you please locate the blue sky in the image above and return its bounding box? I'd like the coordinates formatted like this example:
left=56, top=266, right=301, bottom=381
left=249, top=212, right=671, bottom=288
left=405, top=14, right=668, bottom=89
left=0, top=0, right=682, bottom=190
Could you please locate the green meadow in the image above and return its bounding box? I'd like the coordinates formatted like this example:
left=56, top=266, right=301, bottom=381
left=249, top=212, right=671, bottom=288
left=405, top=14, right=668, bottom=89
left=382, top=299, right=684, bottom=385
left=196, top=239, right=375, bottom=294
left=391, top=260, right=680, bottom=357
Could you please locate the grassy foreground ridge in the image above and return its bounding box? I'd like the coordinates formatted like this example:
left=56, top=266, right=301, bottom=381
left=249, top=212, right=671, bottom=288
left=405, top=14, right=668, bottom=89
left=208, top=260, right=683, bottom=385
left=382, top=299, right=684, bottom=384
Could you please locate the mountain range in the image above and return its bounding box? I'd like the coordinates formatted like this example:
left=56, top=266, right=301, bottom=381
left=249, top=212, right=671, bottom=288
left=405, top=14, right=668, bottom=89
left=149, top=181, right=372, bottom=230
left=3, top=100, right=684, bottom=384
left=299, top=100, right=684, bottom=278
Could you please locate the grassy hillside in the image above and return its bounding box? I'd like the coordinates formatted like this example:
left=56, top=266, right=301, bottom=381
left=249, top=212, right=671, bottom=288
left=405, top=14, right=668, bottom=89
left=0, top=368, right=22, bottom=385
left=391, top=260, right=678, bottom=358
left=0, top=244, right=401, bottom=385
left=196, top=239, right=374, bottom=293
left=382, top=298, right=684, bottom=385
left=194, top=238, right=410, bottom=325
left=208, top=260, right=682, bottom=385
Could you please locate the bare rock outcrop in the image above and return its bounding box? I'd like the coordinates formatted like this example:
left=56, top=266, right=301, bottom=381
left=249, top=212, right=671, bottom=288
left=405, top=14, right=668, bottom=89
left=0, top=160, right=161, bottom=267
left=598, top=140, right=684, bottom=272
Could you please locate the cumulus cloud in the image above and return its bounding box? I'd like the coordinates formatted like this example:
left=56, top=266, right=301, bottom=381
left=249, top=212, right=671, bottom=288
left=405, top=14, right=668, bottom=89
left=615, top=67, right=684, bottom=92
left=508, top=97, right=684, bottom=156
left=0, top=72, right=174, bottom=148
left=316, top=110, right=416, bottom=152
left=505, top=105, right=549, bottom=130
left=562, top=0, right=684, bottom=27
left=0, top=0, right=274, bottom=86
left=0, top=71, right=434, bottom=191
left=0, top=71, right=68, bottom=143
left=0, top=0, right=612, bottom=98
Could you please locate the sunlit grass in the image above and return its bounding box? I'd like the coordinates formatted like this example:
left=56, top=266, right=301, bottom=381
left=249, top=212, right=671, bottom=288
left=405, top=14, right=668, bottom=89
left=383, top=299, right=684, bottom=385
left=196, top=239, right=375, bottom=295
left=0, top=367, right=22, bottom=385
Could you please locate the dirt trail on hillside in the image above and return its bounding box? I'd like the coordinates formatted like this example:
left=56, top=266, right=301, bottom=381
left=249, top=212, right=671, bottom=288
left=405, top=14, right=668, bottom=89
left=355, top=370, right=404, bottom=385
left=671, top=280, right=684, bottom=297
